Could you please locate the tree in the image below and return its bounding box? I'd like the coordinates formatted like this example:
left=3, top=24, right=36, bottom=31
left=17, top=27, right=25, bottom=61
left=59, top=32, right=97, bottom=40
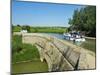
left=17, top=24, right=21, bottom=27
left=22, top=25, right=30, bottom=32
left=68, top=6, right=96, bottom=37
left=26, top=25, right=30, bottom=32
left=68, top=18, right=73, bottom=25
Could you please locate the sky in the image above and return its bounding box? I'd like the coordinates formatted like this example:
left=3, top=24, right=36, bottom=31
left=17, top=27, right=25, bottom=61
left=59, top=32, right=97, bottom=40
left=12, top=0, right=84, bottom=27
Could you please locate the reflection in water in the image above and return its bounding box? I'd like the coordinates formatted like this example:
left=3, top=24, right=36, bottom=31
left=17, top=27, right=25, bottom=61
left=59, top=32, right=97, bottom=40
left=12, top=60, right=48, bottom=74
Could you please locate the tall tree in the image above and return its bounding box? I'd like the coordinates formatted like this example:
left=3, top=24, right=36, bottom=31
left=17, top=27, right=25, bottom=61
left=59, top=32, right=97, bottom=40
left=68, top=6, right=96, bottom=37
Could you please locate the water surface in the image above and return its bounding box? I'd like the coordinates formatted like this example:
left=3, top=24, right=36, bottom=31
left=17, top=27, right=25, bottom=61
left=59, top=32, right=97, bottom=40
left=12, top=60, right=48, bottom=74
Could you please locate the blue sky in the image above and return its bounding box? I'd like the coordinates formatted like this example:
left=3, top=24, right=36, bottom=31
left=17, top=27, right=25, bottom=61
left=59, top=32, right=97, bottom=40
left=12, top=0, right=84, bottom=27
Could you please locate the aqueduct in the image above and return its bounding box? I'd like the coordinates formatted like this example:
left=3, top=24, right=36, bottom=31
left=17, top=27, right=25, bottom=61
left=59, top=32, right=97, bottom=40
left=21, top=33, right=95, bottom=72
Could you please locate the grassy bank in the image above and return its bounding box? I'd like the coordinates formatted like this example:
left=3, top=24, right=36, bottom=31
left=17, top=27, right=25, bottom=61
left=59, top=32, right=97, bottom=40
left=80, top=39, right=96, bottom=53
left=65, top=38, right=96, bottom=53
left=12, top=35, right=48, bottom=73
left=12, top=43, right=40, bottom=63
left=12, top=35, right=40, bottom=63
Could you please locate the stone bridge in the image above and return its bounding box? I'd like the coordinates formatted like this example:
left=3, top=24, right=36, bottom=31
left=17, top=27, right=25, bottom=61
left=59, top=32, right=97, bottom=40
left=22, top=33, right=95, bottom=72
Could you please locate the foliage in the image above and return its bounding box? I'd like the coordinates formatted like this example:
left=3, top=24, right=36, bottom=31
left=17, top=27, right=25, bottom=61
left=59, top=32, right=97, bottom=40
left=12, top=35, right=22, bottom=53
left=22, top=25, right=31, bottom=32
left=17, top=24, right=21, bottom=27
left=12, top=26, right=22, bottom=32
left=68, top=6, right=96, bottom=37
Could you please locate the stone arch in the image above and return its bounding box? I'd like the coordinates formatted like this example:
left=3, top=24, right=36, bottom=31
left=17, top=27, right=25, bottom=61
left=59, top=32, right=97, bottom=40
left=35, top=44, right=53, bottom=72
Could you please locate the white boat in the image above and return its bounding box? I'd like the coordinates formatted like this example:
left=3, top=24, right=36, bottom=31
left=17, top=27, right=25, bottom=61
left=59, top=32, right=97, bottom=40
left=63, top=32, right=85, bottom=42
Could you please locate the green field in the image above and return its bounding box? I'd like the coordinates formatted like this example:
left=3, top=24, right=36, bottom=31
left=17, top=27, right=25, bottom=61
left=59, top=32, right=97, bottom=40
left=12, top=26, right=67, bottom=33
left=12, top=35, right=48, bottom=74
left=30, top=27, right=66, bottom=33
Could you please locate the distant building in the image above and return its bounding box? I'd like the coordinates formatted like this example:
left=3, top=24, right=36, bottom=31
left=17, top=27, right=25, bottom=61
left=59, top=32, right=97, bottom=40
left=20, top=30, right=27, bottom=33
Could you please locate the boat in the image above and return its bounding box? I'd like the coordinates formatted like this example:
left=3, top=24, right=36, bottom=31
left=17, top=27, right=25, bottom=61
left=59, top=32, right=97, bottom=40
left=63, top=31, right=85, bottom=42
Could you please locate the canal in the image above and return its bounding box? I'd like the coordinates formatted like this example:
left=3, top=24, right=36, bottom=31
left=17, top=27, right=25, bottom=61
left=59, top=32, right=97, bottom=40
left=41, top=33, right=96, bottom=53
left=12, top=59, right=48, bottom=74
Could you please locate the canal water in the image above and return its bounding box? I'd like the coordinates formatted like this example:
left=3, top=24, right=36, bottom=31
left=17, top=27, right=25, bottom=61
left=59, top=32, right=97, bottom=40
left=40, top=33, right=65, bottom=39
left=41, top=33, right=96, bottom=53
left=12, top=60, right=48, bottom=74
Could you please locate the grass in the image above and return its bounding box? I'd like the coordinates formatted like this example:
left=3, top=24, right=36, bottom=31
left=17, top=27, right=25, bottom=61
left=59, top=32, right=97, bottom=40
left=12, top=35, right=40, bottom=63
left=12, top=44, right=40, bottom=63
left=30, top=27, right=66, bottom=33
left=12, top=35, right=22, bottom=54
left=64, top=38, right=96, bottom=53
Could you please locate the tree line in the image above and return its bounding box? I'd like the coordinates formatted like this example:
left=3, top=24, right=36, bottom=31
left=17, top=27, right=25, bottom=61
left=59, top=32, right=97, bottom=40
left=68, top=6, right=96, bottom=37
